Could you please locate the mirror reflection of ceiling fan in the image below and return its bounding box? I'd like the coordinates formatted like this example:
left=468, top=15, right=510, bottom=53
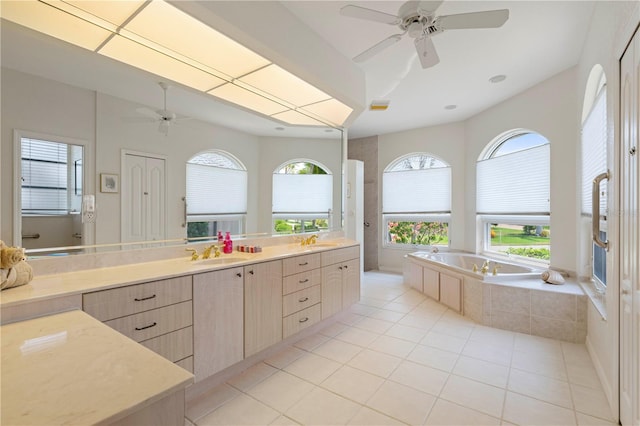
left=341, top=0, right=509, bottom=69
left=135, top=82, right=191, bottom=135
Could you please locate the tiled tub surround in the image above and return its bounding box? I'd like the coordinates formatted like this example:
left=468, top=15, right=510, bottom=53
left=464, top=278, right=587, bottom=343
left=405, top=254, right=587, bottom=343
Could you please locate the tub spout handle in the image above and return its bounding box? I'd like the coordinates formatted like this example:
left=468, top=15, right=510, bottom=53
left=492, top=265, right=502, bottom=275
left=472, top=264, right=478, bottom=273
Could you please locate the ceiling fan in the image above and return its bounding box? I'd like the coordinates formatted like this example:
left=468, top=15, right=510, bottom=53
left=340, top=0, right=509, bottom=69
left=136, top=82, right=189, bottom=135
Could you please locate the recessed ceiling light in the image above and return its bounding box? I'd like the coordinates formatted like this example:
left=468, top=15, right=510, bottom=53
left=370, top=100, right=390, bottom=111
left=275, top=127, right=285, bottom=131
left=489, top=74, right=507, bottom=83
left=444, top=104, right=457, bottom=110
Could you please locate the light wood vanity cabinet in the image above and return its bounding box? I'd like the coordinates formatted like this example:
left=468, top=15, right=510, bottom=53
left=244, top=260, right=283, bottom=357
left=321, top=246, right=361, bottom=319
left=83, top=276, right=194, bottom=370
left=282, top=253, right=322, bottom=338
left=193, top=267, right=244, bottom=382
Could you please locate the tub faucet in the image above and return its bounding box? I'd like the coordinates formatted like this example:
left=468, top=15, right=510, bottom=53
left=431, top=247, right=439, bottom=253
left=480, top=260, right=490, bottom=274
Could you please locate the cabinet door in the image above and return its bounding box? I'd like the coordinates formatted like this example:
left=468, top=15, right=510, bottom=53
left=423, top=268, right=440, bottom=301
left=193, top=267, right=244, bottom=382
left=244, top=260, right=283, bottom=357
left=342, top=259, right=360, bottom=308
left=440, top=273, right=462, bottom=312
left=321, top=264, right=343, bottom=319
left=405, top=262, right=423, bottom=292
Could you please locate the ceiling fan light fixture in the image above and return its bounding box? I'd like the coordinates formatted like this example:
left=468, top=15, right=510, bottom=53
left=370, top=100, right=390, bottom=111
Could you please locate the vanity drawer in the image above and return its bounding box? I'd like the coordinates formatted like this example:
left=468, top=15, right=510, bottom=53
left=104, top=301, right=192, bottom=342
left=282, top=253, right=321, bottom=276
left=282, top=285, right=321, bottom=317
left=321, top=246, right=359, bottom=267
left=175, top=356, right=193, bottom=373
left=140, top=326, right=193, bottom=363
left=83, top=276, right=192, bottom=321
left=283, top=303, right=321, bottom=339
left=283, top=269, right=321, bottom=295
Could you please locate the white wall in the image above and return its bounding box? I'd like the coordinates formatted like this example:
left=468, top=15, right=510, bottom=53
left=575, top=0, right=640, bottom=416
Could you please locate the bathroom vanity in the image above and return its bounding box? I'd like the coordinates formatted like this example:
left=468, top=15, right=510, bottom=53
left=0, top=238, right=360, bottom=424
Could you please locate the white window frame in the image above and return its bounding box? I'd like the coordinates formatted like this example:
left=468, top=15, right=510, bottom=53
left=186, top=150, right=247, bottom=237
left=382, top=153, right=451, bottom=249
left=476, top=130, right=551, bottom=264
left=272, top=159, right=333, bottom=233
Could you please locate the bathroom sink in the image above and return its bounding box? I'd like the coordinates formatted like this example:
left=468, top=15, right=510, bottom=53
left=193, top=257, right=245, bottom=266
left=305, top=242, right=341, bottom=250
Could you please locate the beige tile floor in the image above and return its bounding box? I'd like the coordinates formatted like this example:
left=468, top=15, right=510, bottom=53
left=185, top=271, right=617, bottom=426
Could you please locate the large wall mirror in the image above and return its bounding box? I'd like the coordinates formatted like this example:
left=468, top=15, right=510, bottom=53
left=1, top=18, right=346, bottom=256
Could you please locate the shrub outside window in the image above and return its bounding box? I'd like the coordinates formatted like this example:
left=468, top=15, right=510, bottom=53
left=477, top=131, right=550, bottom=262
left=383, top=153, right=451, bottom=248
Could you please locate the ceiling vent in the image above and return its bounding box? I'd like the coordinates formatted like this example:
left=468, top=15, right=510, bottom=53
left=370, top=100, right=390, bottom=111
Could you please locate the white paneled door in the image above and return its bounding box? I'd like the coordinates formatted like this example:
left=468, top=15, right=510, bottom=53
left=619, top=25, right=639, bottom=426
left=122, top=153, right=166, bottom=243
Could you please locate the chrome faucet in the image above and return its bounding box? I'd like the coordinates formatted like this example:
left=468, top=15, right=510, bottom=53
left=185, top=248, right=199, bottom=261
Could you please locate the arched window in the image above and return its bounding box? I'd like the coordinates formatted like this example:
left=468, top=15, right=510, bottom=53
left=477, top=130, right=550, bottom=262
left=186, top=150, right=247, bottom=238
left=581, top=65, right=608, bottom=287
left=382, top=153, right=451, bottom=247
left=272, top=160, right=332, bottom=234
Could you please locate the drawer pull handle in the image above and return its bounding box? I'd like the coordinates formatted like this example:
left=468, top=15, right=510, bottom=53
left=339, top=266, right=343, bottom=270
left=236, top=273, right=242, bottom=278
left=298, top=297, right=309, bottom=303
left=299, top=262, right=308, bottom=266
left=135, top=322, right=157, bottom=331
left=299, top=317, right=309, bottom=323
left=249, top=270, right=254, bottom=275
left=299, top=279, right=309, bottom=284
left=134, top=294, right=156, bottom=302
left=344, top=265, right=348, bottom=269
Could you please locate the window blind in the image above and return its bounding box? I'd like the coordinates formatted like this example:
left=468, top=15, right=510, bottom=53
left=272, top=174, right=332, bottom=213
left=382, top=167, right=451, bottom=213
left=476, top=144, right=550, bottom=214
left=186, top=163, right=247, bottom=215
left=581, top=88, right=607, bottom=216
left=21, top=138, right=69, bottom=214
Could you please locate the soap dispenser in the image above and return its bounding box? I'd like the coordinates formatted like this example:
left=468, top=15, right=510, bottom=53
left=224, top=232, right=233, bottom=254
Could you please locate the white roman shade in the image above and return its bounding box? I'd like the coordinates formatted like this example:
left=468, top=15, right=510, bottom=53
left=272, top=174, right=332, bottom=214
left=581, top=88, right=607, bottom=216
left=477, top=143, right=550, bottom=214
left=21, top=138, right=69, bottom=214
left=186, top=163, right=247, bottom=219
left=383, top=167, right=451, bottom=214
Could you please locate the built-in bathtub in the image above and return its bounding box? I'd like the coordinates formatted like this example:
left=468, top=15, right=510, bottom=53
left=407, top=251, right=543, bottom=280
left=404, top=251, right=587, bottom=343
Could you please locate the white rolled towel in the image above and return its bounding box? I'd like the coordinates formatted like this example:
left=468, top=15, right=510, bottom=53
left=541, top=269, right=565, bottom=285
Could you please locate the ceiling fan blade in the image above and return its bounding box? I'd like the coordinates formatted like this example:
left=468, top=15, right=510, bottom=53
left=136, top=107, right=161, bottom=120
left=354, top=34, right=404, bottom=63
left=437, top=9, right=509, bottom=30
left=340, top=5, right=400, bottom=25
left=415, top=36, right=440, bottom=69
left=417, top=0, right=443, bottom=15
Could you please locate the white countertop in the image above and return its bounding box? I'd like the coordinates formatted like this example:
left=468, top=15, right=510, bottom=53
left=0, top=239, right=358, bottom=308
left=1, top=310, right=193, bottom=425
